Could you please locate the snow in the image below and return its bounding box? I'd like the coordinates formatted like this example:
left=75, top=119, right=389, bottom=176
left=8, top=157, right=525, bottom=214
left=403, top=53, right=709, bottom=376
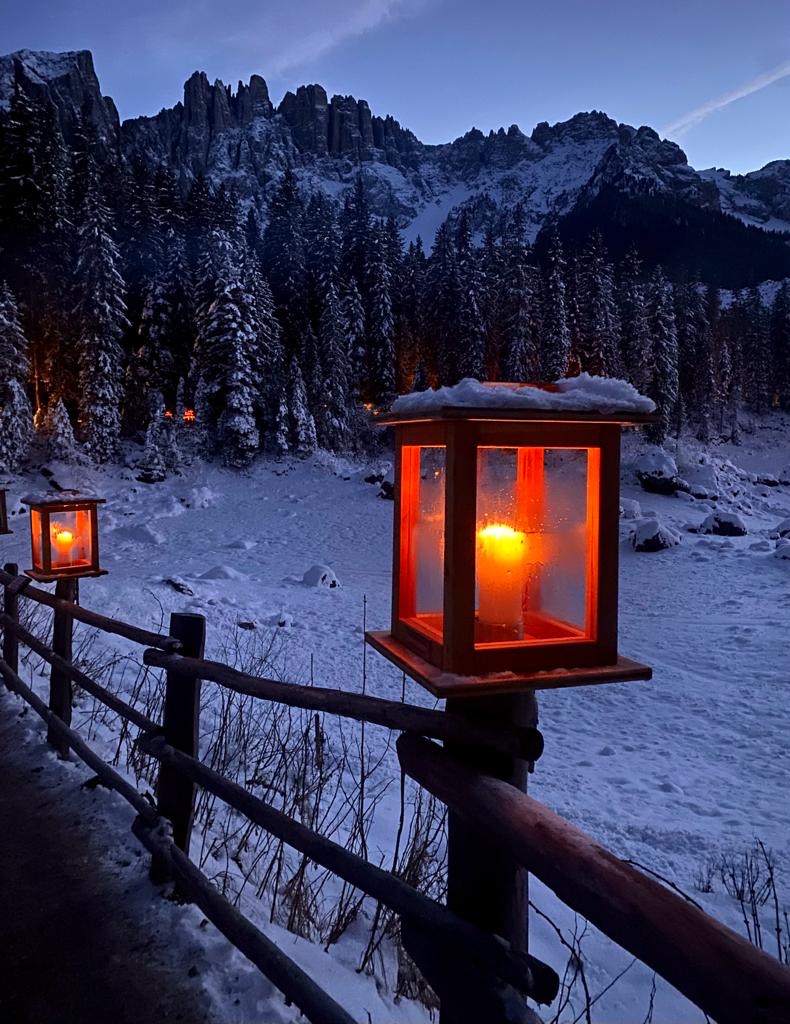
left=391, top=374, right=655, bottom=416
left=2, top=420, right=790, bottom=1023
left=631, top=517, right=682, bottom=552
left=695, top=511, right=748, bottom=537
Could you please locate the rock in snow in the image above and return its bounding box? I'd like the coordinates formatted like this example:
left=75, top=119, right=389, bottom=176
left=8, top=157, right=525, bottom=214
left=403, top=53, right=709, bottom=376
left=302, top=565, right=340, bottom=588
left=619, top=498, right=642, bottom=520
left=775, top=538, right=790, bottom=560
left=773, top=518, right=790, bottom=539
left=631, top=518, right=682, bottom=552
left=634, top=450, right=679, bottom=495
left=695, top=512, right=748, bottom=537
left=199, top=565, right=248, bottom=580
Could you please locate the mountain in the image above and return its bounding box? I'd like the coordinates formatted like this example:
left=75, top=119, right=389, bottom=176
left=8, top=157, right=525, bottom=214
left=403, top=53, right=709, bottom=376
left=2, top=47, right=790, bottom=284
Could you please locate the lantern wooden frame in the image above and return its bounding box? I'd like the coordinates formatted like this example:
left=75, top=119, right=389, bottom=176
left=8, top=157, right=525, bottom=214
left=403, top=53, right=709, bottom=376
left=366, top=401, right=654, bottom=697
left=22, top=494, right=107, bottom=582
left=0, top=489, right=11, bottom=535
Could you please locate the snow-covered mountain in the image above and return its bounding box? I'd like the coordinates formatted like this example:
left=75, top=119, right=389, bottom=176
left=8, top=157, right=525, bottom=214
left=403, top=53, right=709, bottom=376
left=3, top=47, right=790, bottom=249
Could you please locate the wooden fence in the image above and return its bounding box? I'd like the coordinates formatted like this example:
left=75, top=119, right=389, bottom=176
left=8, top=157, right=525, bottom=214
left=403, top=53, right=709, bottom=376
left=1, top=562, right=789, bottom=1024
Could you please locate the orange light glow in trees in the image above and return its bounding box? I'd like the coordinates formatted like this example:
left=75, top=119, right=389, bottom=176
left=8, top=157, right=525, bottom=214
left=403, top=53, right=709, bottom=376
left=183, top=408, right=196, bottom=423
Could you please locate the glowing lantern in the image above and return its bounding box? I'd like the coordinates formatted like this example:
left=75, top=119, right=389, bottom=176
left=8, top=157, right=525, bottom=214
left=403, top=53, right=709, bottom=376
left=0, top=489, right=11, bottom=535
left=366, top=383, right=654, bottom=696
left=164, top=409, right=175, bottom=419
left=183, top=408, right=196, bottom=424
left=22, top=492, right=107, bottom=582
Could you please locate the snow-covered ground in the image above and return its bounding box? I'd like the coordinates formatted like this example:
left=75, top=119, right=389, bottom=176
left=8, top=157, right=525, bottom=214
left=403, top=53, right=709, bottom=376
left=2, top=419, right=789, bottom=1023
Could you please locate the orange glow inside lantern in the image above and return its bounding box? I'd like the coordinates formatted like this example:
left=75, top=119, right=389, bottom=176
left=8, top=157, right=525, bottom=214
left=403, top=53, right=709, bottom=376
left=366, top=390, right=653, bottom=695
left=183, top=408, right=196, bottom=423
left=24, top=494, right=106, bottom=582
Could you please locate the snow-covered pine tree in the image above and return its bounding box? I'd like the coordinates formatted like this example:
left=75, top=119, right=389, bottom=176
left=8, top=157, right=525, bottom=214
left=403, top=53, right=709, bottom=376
left=365, top=224, right=396, bottom=406
left=137, top=392, right=168, bottom=482
left=261, top=167, right=308, bottom=351
left=617, top=249, right=650, bottom=392
left=315, top=280, right=352, bottom=451
left=741, top=286, right=770, bottom=412
left=244, top=251, right=286, bottom=443
left=44, top=397, right=82, bottom=463
left=395, top=238, right=427, bottom=392
left=542, top=233, right=571, bottom=381
left=0, top=280, right=33, bottom=469
left=675, top=279, right=713, bottom=440
left=426, top=219, right=462, bottom=384
left=769, top=281, right=790, bottom=410
left=340, top=174, right=372, bottom=290
left=287, top=355, right=317, bottom=455
left=645, top=266, right=680, bottom=444
left=73, top=151, right=128, bottom=463
left=455, top=210, right=487, bottom=380
left=500, top=206, right=541, bottom=382
left=579, top=232, right=621, bottom=377
left=342, top=278, right=367, bottom=400
left=479, top=225, right=504, bottom=378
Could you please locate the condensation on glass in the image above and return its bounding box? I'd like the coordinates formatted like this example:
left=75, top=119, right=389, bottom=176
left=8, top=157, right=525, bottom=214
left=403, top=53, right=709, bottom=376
left=398, top=445, right=446, bottom=641
left=31, top=508, right=94, bottom=572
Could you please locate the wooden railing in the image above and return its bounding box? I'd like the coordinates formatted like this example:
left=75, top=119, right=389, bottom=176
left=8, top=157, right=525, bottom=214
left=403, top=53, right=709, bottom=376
left=1, top=561, right=789, bottom=1024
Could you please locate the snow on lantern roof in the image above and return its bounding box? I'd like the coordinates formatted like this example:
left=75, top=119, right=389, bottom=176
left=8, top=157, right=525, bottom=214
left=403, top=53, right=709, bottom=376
left=383, top=374, right=655, bottom=424
left=21, top=490, right=106, bottom=507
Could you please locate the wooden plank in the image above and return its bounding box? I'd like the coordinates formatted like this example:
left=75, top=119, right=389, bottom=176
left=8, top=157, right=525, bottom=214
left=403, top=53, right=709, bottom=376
left=367, top=630, right=651, bottom=697
left=139, top=733, right=559, bottom=1004
left=0, top=567, right=180, bottom=650
left=2, top=563, right=19, bottom=676
left=0, top=610, right=158, bottom=733
left=443, top=420, right=477, bottom=672
left=132, top=817, right=358, bottom=1024
left=48, top=576, right=77, bottom=756
left=153, top=612, right=205, bottom=882
left=376, top=407, right=656, bottom=426
left=398, top=733, right=790, bottom=1024
left=143, top=647, right=545, bottom=761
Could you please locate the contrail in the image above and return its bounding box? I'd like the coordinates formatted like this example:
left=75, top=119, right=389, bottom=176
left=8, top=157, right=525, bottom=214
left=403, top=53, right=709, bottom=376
left=663, top=58, right=790, bottom=138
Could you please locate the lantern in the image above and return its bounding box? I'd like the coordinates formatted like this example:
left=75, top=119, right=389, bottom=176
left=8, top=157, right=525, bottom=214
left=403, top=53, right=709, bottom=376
left=22, top=492, right=107, bottom=582
left=366, top=382, right=653, bottom=696
left=0, top=489, right=11, bottom=535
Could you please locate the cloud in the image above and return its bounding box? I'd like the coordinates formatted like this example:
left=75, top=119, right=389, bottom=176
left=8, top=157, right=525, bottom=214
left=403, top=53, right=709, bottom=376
left=663, top=58, right=790, bottom=139
left=264, top=0, right=407, bottom=75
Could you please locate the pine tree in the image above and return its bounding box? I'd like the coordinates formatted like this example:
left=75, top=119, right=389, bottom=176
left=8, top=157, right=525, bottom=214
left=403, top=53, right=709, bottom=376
left=455, top=210, right=487, bottom=380
left=645, top=266, right=680, bottom=444
left=479, top=226, right=504, bottom=378
left=579, top=232, right=621, bottom=377
left=769, top=282, right=790, bottom=410
left=426, top=220, right=462, bottom=384
left=137, top=392, right=168, bottom=482
left=0, top=282, right=33, bottom=469
left=542, top=234, right=571, bottom=380
left=244, top=252, right=285, bottom=441
left=261, top=168, right=308, bottom=352
left=617, top=249, right=650, bottom=391
left=500, top=208, right=540, bottom=381
left=73, top=153, right=128, bottom=463
left=365, top=225, right=396, bottom=405
left=287, top=355, right=317, bottom=455
left=741, top=287, right=770, bottom=412
left=342, top=279, right=367, bottom=399
left=43, top=397, right=81, bottom=463
left=315, top=281, right=352, bottom=450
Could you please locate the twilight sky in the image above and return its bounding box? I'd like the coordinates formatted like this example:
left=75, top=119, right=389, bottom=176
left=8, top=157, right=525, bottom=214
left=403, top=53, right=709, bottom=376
left=2, top=0, right=790, bottom=173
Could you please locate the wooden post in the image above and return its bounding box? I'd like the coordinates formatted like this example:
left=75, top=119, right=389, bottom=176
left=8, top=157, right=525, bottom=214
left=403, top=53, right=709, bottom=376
left=48, top=577, right=78, bottom=756
left=439, top=691, right=538, bottom=1023
left=2, top=563, right=19, bottom=678
left=152, top=612, right=205, bottom=883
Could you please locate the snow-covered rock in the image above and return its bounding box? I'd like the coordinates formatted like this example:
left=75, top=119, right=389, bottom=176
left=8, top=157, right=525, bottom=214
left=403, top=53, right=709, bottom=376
left=302, top=564, right=340, bottom=588
left=391, top=374, right=654, bottom=416
left=634, top=450, right=679, bottom=495
left=772, top=517, right=790, bottom=539
left=695, top=511, right=748, bottom=537
left=677, top=458, right=720, bottom=499
left=775, top=538, right=790, bottom=560
left=109, top=523, right=165, bottom=545
left=226, top=538, right=257, bottom=550
left=631, top=518, right=682, bottom=552
left=619, top=498, right=642, bottom=520
left=378, top=467, right=395, bottom=500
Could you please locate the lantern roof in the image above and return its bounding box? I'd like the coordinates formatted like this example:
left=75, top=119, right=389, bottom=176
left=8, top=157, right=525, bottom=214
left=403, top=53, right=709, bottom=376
left=21, top=490, right=106, bottom=507
left=377, top=375, right=656, bottom=426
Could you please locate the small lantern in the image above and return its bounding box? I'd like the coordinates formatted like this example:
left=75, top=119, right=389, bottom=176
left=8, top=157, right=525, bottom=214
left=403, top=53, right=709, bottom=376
left=22, top=492, right=107, bottom=582
left=0, top=489, right=11, bottom=535
left=367, top=382, right=653, bottom=696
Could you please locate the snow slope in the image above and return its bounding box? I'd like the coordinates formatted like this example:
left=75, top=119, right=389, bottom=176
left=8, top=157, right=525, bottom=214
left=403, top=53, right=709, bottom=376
left=2, top=422, right=789, bottom=1023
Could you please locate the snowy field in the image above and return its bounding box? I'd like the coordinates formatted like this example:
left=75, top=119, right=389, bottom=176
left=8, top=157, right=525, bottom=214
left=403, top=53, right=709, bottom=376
left=2, top=419, right=790, bottom=1023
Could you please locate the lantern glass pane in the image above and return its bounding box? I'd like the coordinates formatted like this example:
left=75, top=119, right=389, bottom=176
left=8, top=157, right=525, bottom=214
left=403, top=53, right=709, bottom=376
left=49, top=510, right=93, bottom=571
left=399, top=446, right=445, bottom=640
left=474, top=447, right=597, bottom=648
left=31, top=509, right=45, bottom=570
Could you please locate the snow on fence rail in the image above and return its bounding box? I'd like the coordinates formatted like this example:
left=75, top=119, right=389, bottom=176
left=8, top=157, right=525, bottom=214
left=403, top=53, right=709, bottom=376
left=2, top=561, right=789, bottom=1024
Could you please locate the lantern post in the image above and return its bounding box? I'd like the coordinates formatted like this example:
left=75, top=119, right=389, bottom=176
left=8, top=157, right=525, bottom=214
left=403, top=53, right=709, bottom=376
left=22, top=491, right=107, bottom=756
left=366, top=380, right=654, bottom=1010
left=0, top=488, right=12, bottom=536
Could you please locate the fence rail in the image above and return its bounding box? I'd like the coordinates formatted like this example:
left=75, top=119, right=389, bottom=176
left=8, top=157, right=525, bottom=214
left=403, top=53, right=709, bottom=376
left=2, top=561, right=789, bottom=1024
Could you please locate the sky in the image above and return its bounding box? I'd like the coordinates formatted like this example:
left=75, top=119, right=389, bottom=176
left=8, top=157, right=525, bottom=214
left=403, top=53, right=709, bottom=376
left=2, top=0, right=790, bottom=173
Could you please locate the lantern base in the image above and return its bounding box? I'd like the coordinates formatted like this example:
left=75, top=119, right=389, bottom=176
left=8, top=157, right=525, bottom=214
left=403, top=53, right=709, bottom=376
left=366, top=630, right=652, bottom=698
left=0, top=528, right=12, bottom=535
left=24, top=568, right=108, bottom=583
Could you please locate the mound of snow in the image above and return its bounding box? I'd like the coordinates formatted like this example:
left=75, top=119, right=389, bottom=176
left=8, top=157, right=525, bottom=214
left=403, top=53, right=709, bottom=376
left=631, top=518, right=682, bottom=552
left=695, top=512, right=747, bottom=537
left=302, top=565, right=340, bottom=588
left=378, top=467, right=395, bottom=500
left=391, top=374, right=655, bottom=416
left=265, top=611, right=294, bottom=628
left=775, top=539, right=790, bottom=560
left=199, top=564, right=248, bottom=580
left=109, top=523, right=165, bottom=545
left=678, top=459, right=720, bottom=499
left=619, top=498, right=642, bottom=520
left=635, top=450, right=679, bottom=495
left=773, top=518, right=790, bottom=539
left=182, top=486, right=219, bottom=510
left=226, top=538, right=257, bottom=550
